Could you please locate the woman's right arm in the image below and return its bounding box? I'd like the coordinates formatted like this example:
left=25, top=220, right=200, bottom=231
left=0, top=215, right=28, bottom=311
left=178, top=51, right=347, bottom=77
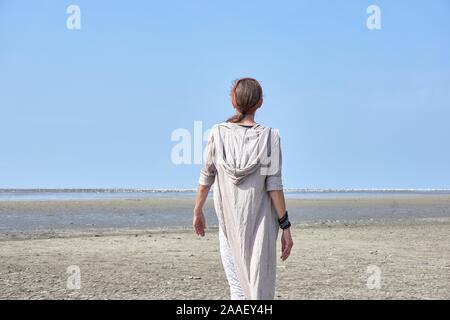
left=193, top=184, right=211, bottom=237
left=269, top=190, right=294, bottom=261
left=193, top=126, right=216, bottom=237
left=266, top=130, right=293, bottom=261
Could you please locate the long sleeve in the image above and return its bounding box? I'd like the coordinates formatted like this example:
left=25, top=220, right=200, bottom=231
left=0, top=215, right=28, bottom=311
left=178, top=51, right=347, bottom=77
left=198, top=128, right=217, bottom=186
left=265, top=130, right=283, bottom=191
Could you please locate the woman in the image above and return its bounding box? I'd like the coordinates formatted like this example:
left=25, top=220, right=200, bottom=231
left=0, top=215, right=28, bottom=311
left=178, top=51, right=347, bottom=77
left=193, top=77, right=293, bottom=300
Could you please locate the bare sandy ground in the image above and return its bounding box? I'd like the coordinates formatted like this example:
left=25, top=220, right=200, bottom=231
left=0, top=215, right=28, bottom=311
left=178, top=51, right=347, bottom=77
left=0, top=218, right=449, bottom=300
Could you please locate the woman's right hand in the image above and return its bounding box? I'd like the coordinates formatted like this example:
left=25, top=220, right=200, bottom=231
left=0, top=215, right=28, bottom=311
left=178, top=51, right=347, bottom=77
left=193, top=210, right=206, bottom=237
left=280, top=228, right=293, bottom=261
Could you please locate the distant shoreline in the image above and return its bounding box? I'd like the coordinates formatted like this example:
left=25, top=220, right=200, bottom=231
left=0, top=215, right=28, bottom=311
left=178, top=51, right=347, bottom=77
left=1, top=188, right=450, bottom=193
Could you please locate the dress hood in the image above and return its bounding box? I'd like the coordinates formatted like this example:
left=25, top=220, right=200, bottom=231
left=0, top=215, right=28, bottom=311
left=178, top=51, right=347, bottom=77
left=211, top=122, right=274, bottom=185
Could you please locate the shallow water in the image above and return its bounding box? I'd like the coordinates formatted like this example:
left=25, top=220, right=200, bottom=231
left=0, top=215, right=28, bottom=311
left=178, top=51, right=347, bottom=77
left=0, top=190, right=449, bottom=236
left=1, top=188, right=449, bottom=201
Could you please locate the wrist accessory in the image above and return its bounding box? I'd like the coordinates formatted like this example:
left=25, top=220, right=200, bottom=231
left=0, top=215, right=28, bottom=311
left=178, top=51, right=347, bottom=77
left=278, top=211, right=291, bottom=230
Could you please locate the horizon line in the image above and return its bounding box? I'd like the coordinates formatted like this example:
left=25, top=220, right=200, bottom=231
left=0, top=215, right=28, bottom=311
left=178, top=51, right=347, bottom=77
left=1, top=188, right=450, bottom=193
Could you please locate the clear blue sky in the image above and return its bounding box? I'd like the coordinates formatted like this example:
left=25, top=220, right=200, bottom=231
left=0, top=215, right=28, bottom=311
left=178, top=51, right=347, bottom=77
left=1, top=0, right=449, bottom=189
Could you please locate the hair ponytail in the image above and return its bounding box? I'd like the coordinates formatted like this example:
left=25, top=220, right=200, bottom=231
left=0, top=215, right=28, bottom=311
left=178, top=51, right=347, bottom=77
left=226, top=111, right=246, bottom=123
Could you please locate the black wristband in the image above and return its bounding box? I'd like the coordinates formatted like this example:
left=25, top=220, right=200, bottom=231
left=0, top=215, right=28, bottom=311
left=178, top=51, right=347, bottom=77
left=280, top=221, right=291, bottom=230
left=278, top=211, right=290, bottom=229
left=278, top=211, right=288, bottom=223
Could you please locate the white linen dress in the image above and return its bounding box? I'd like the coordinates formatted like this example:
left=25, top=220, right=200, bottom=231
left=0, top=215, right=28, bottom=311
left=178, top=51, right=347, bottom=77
left=198, top=122, right=283, bottom=300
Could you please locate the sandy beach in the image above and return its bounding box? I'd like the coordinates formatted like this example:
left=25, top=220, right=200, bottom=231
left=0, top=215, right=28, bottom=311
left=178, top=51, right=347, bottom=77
left=1, top=217, right=449, bottom=300
left=3, top=0, right=450, bottom=302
